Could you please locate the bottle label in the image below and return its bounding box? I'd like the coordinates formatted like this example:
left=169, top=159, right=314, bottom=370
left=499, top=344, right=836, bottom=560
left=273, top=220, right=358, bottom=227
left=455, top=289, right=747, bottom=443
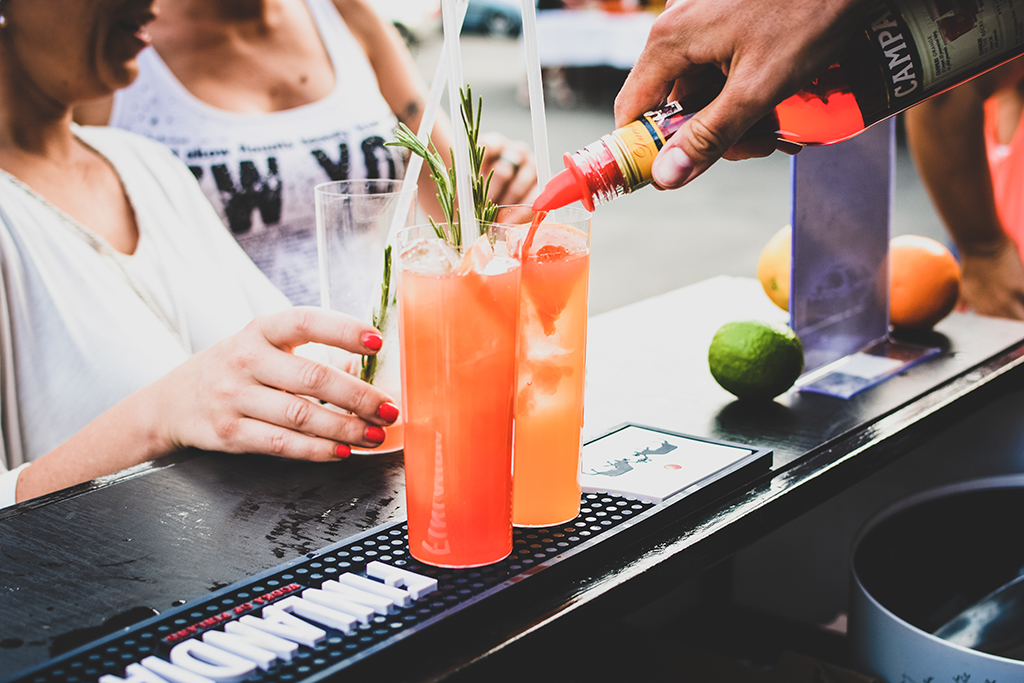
left=607, top=118, right=666, bottom=188
left=871, top=0, right=1024, bottom=101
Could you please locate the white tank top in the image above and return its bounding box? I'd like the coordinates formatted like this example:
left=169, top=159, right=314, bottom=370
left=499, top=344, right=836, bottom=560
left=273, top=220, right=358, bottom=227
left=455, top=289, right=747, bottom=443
left=109, top=0, right=405, bottom=306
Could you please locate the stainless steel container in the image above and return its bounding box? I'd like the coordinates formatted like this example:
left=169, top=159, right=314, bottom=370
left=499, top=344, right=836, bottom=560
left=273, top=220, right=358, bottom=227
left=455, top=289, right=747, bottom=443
left=849, top=475, right=1024, bottom=681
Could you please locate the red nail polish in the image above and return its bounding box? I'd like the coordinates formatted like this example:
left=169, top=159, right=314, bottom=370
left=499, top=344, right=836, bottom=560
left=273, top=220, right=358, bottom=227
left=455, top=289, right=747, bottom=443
left=335, top=444, right=351, bottom=459
left=366, top=425, right=386, bottom=443
left=362, top=332, right=383, bottom=351
left=377, top=402, right=399, bottom=423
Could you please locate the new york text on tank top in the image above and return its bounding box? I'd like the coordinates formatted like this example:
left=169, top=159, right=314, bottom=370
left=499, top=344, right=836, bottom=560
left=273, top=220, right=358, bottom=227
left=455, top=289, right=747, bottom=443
left=183, top=132, right=401, bottom=235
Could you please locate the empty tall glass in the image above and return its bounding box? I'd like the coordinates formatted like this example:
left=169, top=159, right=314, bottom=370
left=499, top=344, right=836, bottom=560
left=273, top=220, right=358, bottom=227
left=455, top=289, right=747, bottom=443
left=315, top=179, right=415, bottom=453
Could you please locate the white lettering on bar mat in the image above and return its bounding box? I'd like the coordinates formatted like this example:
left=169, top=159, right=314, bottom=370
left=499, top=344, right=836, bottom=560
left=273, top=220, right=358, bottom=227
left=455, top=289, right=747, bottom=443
left=98, top=564, right=438, bottom=683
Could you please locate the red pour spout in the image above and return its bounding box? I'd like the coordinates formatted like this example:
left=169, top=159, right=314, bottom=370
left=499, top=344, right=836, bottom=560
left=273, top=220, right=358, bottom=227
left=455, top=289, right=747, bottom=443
left=532, top=153, right=594, bottom=212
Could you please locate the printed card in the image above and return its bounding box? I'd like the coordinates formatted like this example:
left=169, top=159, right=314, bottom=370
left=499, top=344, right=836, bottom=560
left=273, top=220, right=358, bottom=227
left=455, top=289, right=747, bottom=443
left=579, top=425, right=770, bottom=504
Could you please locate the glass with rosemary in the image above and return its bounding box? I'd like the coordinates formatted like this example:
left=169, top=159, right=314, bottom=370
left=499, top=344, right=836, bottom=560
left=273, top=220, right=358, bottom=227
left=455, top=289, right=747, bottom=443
left=315, top=179, right=414, bottom=453
left=395, top=222, right=522, bottom=568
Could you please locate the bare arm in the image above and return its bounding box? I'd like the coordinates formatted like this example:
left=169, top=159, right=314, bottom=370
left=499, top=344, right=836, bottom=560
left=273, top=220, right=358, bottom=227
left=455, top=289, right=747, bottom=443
left=331, top=0, right=449, bottom=219
left=904, top=61, right=1024, bottom=319
left=16, top=308, right=397, bottom=502
left=333, top=0, right=537, bottom=214
left=331, top=0, right=432, bottom=136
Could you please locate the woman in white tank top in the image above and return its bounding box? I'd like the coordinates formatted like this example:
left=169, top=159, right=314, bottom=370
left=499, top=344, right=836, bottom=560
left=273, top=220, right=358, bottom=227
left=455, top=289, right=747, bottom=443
left=78, top=0, right=539, bottom=306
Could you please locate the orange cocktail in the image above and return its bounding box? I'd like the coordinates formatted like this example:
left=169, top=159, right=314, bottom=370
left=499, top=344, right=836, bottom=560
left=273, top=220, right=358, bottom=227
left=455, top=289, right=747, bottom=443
left=502, top=207, right=592, bottom=527
left=396, top=224, right=522, bottom=568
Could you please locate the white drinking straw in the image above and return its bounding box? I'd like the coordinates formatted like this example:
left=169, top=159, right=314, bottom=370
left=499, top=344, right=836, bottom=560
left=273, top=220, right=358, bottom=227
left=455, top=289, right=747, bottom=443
left=519, top=0, right=552, bottom=186
left=387, top=0, right=470, bottom=245
left=440, top=0, right=478, bottom=242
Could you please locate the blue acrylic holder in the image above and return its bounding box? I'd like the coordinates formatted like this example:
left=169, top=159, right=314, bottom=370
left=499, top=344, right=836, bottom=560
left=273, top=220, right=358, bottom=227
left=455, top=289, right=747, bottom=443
left=790, top=119, right=939, bottom=399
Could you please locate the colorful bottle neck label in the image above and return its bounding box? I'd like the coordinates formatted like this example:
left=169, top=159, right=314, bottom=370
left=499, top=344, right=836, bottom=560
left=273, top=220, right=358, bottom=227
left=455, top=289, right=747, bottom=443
left=607, top=115, right=668, bottom=190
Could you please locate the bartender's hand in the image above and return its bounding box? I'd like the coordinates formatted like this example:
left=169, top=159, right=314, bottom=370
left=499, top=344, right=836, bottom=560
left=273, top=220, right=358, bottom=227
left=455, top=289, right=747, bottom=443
left=614, top=0, right=870, bottom=189
left=479, top=132, right=539, bottom=206
left=958, top=239, right=1024, bottom=320
left=158, top=307, right=398, bottom=459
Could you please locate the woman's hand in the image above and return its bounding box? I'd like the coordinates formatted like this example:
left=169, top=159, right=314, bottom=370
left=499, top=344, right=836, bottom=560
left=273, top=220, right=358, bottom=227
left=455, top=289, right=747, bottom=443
left=16, top=307, right=399, bottom=503
left=158, top=307, right=398, bottom=460
left=479, top=132, right=539, bottom=206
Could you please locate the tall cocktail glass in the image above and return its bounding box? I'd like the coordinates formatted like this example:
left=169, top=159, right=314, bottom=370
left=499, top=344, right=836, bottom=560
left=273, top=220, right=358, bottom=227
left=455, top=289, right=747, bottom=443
left=315, top=179, right=415, bottom=454
left=494, top=206, right=592, bottom=527
left=395, top=223, right=522, bottom=567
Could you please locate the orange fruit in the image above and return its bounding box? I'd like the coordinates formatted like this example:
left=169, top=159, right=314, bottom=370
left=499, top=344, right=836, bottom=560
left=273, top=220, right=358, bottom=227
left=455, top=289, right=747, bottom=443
left=889, top=235, right=961, bottom=331
left=757, top=225, right=791, bottom=311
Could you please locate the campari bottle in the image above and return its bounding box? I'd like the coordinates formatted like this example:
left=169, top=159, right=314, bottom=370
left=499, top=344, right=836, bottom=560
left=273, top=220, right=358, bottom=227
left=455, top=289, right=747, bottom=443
left=535, top=0, right=1024, bottom=212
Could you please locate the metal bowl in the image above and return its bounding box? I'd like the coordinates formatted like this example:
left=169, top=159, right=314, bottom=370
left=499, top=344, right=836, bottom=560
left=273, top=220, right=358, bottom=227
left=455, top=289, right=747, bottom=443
left=849, top=475, right=1024, bottom=681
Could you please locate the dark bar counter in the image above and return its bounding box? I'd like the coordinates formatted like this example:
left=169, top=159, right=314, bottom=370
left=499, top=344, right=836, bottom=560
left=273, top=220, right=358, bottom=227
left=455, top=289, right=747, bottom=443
left=2, top=275, right=1023, bottom=681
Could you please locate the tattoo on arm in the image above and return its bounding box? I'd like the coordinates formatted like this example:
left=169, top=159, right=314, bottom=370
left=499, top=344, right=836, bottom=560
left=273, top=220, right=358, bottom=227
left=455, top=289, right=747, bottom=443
left=398, top=99, right=423, bottom=126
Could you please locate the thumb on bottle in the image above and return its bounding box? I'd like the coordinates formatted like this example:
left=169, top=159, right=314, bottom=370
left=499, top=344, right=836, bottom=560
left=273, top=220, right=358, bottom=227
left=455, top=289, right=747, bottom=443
left=652, top=104, right=735, bottom=189
left=652, top=89, right=770, bottom=189
left=651, top=144, right=697, bottom=190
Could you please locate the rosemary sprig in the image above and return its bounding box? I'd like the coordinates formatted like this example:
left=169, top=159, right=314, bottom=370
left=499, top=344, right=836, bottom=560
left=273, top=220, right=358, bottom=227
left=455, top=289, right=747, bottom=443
left=386, top=85, right=499, bottom=248
left=389, top=124, right=458, bottom=245
left=364, top=88, right=499, bottom=383
left=460, top=87, right=500, bottom=226
left=360, top=245, right=393, bottom=384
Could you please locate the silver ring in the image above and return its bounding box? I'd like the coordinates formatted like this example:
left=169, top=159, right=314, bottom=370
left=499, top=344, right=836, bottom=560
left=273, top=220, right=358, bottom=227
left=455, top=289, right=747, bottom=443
left=498, top=151, right=522, bottom=175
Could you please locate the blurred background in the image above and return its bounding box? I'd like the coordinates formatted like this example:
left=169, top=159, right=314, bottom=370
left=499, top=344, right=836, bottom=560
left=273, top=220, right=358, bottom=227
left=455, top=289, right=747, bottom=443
left=375, top=0, right=949, bottom=315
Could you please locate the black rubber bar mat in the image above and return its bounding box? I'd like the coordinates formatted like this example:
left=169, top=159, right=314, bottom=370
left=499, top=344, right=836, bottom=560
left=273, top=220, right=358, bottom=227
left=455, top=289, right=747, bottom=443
left=5, top=426, right=770, bottom=683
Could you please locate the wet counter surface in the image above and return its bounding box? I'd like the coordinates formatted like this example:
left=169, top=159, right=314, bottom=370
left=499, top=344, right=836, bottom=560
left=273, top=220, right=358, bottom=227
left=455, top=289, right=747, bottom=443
left=2, top=275, right=1024, bottom=680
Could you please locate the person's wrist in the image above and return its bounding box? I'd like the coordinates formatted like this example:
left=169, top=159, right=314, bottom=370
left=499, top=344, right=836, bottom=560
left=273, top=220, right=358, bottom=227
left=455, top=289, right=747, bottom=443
left=956, top=231, right=1015, bottom=259
left=137, top=372, right=186, bottom=459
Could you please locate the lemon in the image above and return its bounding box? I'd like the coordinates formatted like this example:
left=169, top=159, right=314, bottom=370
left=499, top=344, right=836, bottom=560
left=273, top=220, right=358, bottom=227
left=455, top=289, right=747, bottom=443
left=708, top=320, right=804, bottom=400
left=757, top=225, right=791, bottom=311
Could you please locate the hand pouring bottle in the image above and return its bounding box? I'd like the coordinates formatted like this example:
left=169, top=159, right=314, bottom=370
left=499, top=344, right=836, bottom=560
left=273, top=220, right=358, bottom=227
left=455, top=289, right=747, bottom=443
left=535, top=0, right=1024, bottom=212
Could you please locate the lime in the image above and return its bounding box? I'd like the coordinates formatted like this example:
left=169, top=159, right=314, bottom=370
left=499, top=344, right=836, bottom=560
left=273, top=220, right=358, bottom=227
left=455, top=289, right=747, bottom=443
left=708, top=320, right=804, bottom=401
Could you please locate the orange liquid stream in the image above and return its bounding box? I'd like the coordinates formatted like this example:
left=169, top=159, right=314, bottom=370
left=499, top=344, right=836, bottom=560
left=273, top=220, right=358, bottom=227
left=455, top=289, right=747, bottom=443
left=521, top=210, right=547, bottom=258
left=399, top=260, right=520, bottom=567
left=513, top=223, right=590, bottom=527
